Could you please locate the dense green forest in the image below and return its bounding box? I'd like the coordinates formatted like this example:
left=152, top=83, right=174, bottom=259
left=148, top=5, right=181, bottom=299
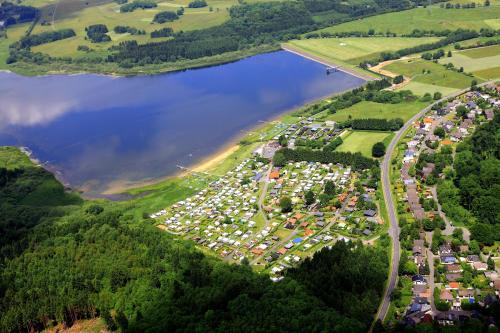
left=438, top=112, right=500, bottom=244
left=0, top=151, right=389, bottom=332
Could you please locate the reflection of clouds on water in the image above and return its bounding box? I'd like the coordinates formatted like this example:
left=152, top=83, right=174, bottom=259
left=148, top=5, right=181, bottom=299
left=0, top=98, right=76, bottom=128
left=0, top=72, right=199, bottom=128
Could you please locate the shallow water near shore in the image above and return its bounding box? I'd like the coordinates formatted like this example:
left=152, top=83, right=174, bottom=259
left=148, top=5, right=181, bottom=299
left=0, top=51, right=364, bottom=196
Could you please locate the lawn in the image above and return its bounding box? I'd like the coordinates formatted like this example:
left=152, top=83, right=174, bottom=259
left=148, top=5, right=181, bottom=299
left=384, top=58, right=480, bottom=92
left=325, top=100, right=426, bottom=123
left=336, top=131, right=393, bottom=157
left=316, top=3, right=500, bottom=35
left=285, top=37, right=440, bottom=65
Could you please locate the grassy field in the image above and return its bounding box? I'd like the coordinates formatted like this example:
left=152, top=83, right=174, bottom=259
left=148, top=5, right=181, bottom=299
left=316, top=3, right=500, bottom=35
left=473, top=66, right=500, bottom=80
left=285, top=37, right=440, bottom=65
left=324, top=100, right=426, bottom=123
left=383, top=58, right=480, bottom=94
left=337, top=131, right=392, bottom=157
left=0, top=147, right=33, bottom=169
left=437, top=44, right=500, bottom=80
left=6, top=0, right=236, bottom=59
left=398, top=81, right=459, bottom=96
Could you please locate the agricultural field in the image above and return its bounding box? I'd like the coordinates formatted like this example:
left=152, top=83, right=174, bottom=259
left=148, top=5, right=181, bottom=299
left=439, top=44, right=500, bottom=81
left=383, top=58, right=481, bottom=95
left=316, top=2, right=500, bottom=35
left=5, top=0, right=237, bottom=59
left=337, top=131, right=393, bottom=157
left=324, top=100, right=427, bottom=123
left=285, top=37, right=440, bottom=65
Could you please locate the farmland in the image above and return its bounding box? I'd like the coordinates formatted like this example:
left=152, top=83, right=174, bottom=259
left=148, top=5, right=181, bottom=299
left=284, top=37, right=440, bottom=65
left=438, top=44, right=500, bottom=80
left=316, top=3, right=500, bottom=35
left=324, top=100, right=427, bottom=123
left=7, top=0, right=236, bottom=59
left=383, top=58, right=481, bottom=94
left=337, top=131, right=392, bottom=157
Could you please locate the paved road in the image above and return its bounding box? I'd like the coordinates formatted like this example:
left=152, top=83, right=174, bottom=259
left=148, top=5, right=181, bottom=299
left=373, top=79, right=498, bottom=324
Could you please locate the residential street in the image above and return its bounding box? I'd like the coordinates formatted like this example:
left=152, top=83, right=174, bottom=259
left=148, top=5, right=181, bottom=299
left=374, top=80, right=498, bottom=323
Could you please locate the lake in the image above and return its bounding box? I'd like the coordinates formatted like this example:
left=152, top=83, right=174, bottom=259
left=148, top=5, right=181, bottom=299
left=0, top=51, right=365, bottom=196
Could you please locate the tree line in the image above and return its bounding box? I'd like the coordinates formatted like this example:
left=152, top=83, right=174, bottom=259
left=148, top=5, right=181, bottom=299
left=14, top=29, right=75, bottom=49
left=120, top=0, right=157, bottom=12
left=348, top=118, right=404, bottom=131
left=273, top=147, right=378, bottom=171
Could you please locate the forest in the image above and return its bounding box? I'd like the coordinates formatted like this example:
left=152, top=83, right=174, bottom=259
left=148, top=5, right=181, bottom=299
left=109, top=2, right=314, bottom=66
left=0, top=151, right=389, bottom=332
left=438, top=112, right=500, bottom=245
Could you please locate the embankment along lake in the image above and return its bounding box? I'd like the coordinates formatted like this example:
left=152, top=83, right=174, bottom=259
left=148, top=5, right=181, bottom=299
left=0, top=51, right=365, bottom=195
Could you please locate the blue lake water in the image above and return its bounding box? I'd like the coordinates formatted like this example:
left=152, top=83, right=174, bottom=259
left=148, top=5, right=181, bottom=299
left=0, top=51, right=365, bottom=195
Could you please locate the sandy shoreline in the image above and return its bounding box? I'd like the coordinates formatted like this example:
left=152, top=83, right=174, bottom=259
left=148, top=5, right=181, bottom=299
left=99, top=141, right=244, bottom=196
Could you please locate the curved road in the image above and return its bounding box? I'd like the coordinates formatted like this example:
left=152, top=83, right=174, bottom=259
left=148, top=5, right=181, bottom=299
left=374, top=79, right=498, bottom=324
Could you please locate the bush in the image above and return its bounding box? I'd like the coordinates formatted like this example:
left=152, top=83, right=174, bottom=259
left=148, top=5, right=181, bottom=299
left=372, top=142, right=386, bottom=158
left=153, top=11, right=179, bottom=23
left=151, top=27, right=174, bottom=38
left=188, top=0, right=207, bottom=8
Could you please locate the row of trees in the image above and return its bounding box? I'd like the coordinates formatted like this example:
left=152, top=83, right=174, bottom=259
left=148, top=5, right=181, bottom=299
left=273, top=147, right=378, bottom=171
left=14, top=29, right=75, bottom=48
left=361, top=29, right=481, bottom=67
left=113, top=26, right=146, bottom=35
left=350, top=118, right=404, bottom=131
left=0, top=157, right=388, bottom=332
left=188, top=0, right=207, bottom=8
left=150, top=27, right=174, bottom=38
left=120, top=0, right=157, bottom=12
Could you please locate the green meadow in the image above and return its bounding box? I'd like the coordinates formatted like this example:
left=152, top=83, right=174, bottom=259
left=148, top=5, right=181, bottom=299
left=384, top=58, right=481, bottom=94
left=438, top=44, right=500, bottom=80
left=337, top=131, right=393, bottom=157
left=7, top=0, right=238, bottom=59
left=325, top=100, right=426, bottom=123
left=316, top=3, right=500, bottom=35
left=285, top=37, right=440, bottom=64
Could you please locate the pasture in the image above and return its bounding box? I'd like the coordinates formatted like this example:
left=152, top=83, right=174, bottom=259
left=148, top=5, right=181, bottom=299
left=438, top=44, right=500, bottom=80
left=7, top=0, right=236, bottom=58
left=285, top=37, right=440, bottom=65
left=316, top=3, right=500, bottom=35
left=383, top=58, right=480, bottom=94
left=337, top=131, right=392, bottom=157
left=325, top=100, right=426, bottom=123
